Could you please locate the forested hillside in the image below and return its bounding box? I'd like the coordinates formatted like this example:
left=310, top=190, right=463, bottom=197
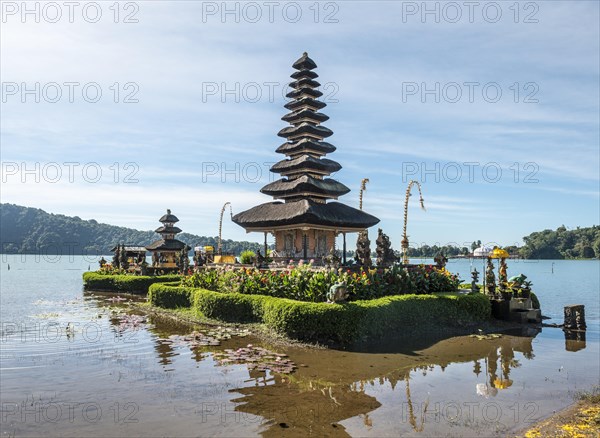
left=0, top=204, right=261, bottom=255
left=2, top=204, right=597, bottom=259
left=519, top=225, right=600, bottom=259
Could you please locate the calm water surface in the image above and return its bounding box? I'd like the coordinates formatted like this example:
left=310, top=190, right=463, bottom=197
left=1, top=255, right=598, bottom=437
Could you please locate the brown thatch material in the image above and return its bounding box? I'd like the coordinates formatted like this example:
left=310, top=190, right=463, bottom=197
left=284, top=97, right=326, bottom=111
left=278, top=123, right=333, bottom=139
left=286, top=87, right=323, bottom=100
left=282, top=109, right=329, bottom=124
left=289, top=78, right=320, bottom=89
left=276, top=139, right=336, bottom=155
left=290, top=69, right=318, bottom=80
left=234, top=53, right=380, bottom=234
left=261, top=175, right=349, bottom=198
left=232, top=199, right=379, bottom=229
left=159, top=210, right=179, bottom=223
left=270, top=155, right=341, bottom=174
left=154, top=226, right=182, bottom=234
left=146, top=239, right=188, bottom=251
left=292, top=52, right=317, bottom=70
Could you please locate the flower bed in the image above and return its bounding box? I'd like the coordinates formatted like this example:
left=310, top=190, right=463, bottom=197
left=147, top=283, right=490, bottom=344
left=181, top=263, right=461, bottom=302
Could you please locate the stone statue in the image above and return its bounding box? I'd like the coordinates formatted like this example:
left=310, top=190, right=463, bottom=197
left=498, top=258, right=508, bottom=284
left=327, top=281, right=348, bottom=303
left=376, top=228, right=396, bottom=268
left=470, top=268, right=480, bottom=293
left=140, top=258, right=148, bottom=276
left=509, top=274, right=527, bottom=288
left=485, top=257, right=496, bottom=295
left=434, top=252, right=448, bottom=269
left=324, top=248, right=341, bottom=268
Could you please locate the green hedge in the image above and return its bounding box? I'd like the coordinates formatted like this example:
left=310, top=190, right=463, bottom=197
left=148, top=282, right=195, bottom=308
left=83, top=272, right=181, bottom=295
left=148, top=283, right=491, bottom=344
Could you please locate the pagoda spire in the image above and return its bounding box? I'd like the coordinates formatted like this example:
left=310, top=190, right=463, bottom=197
left=154, top=209, right=182, bottom=240
left=261, top=52, right=349, bottom=203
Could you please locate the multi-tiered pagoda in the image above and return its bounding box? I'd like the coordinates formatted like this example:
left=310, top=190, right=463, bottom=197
left=146, top=209, right=189, bottom=269
left=233, top=53, right=379, bottom=261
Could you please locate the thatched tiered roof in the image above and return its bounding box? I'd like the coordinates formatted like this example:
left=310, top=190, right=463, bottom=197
left=233, top=53, right=379, bottom=231
left=146, top=209, right=188, bottom=251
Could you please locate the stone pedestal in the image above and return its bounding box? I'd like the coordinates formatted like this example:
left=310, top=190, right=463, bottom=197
left=492, top=300, right=511, bottom=320
left=564, top=305, right=586, bottom=330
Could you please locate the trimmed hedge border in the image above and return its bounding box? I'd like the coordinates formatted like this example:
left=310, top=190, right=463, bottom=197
left=83, top=272, right=181, bottom=295
left=148, top=283, right=492, bottom=344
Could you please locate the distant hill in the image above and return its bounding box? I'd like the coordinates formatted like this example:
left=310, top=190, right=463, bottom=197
left=0, top=203, right=261, bottom=255
left=520, top=225, right=600, bottom=259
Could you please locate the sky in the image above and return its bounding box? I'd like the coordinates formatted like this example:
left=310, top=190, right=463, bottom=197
left=1, top=0, right=599, bottom=251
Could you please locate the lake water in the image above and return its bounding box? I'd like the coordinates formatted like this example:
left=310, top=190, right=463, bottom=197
left=1, top=255, right=598, bottom=437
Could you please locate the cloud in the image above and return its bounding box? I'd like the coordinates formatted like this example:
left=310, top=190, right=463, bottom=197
left=1, top=1, right=598, bottom=244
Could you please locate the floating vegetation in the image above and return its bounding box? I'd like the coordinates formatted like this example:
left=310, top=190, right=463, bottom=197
left=160, top=326, right=251, bottom=348
left=33, top=297, right=82, bottom=307
left=213, top=344, right=296, bottom=374
left=33, top=312, right=61, bottom=319
left=115, top=314, right=148, bottom=332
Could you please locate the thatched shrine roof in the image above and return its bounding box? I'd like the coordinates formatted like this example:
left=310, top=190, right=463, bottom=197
left=146, top=239, right=188, bottom=251
left=232, top=199, right=379, bottom=230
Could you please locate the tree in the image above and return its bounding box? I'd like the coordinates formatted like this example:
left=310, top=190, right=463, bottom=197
left=376, top=228, right=396, bottom=268
left=593, top=236, right=600, bottom=259
left=355, top=230, right=372, bottom=268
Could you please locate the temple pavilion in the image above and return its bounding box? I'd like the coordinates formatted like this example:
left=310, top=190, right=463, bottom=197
left=146, top=209, right=189, bottom=270
left=232, top=53, right=379, bottom=262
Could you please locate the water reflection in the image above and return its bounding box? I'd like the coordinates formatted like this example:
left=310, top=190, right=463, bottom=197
left=143, top=319, right=541, bottom=436
left=564, top=329, right=586, bottom=352
left=70, top=292, right=593, bottom=437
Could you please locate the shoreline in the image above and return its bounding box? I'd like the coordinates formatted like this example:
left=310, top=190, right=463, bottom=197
left=513, top=396, right=600, bottom=437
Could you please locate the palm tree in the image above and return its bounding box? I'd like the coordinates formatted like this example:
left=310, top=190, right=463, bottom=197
left=217, top=202, right=233, bottom=254
left=401, top=180, right=425, bottom=264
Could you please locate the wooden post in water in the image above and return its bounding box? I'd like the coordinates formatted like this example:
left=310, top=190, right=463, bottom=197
left=564, top=305, right=586, bottom=330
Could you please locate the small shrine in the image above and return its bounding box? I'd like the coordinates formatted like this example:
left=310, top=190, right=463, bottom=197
left=232, top=53, right=379, bottom=262
left=110, top=245, right=147, bottom=271
left=146, top=209, right=189, bottom=270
